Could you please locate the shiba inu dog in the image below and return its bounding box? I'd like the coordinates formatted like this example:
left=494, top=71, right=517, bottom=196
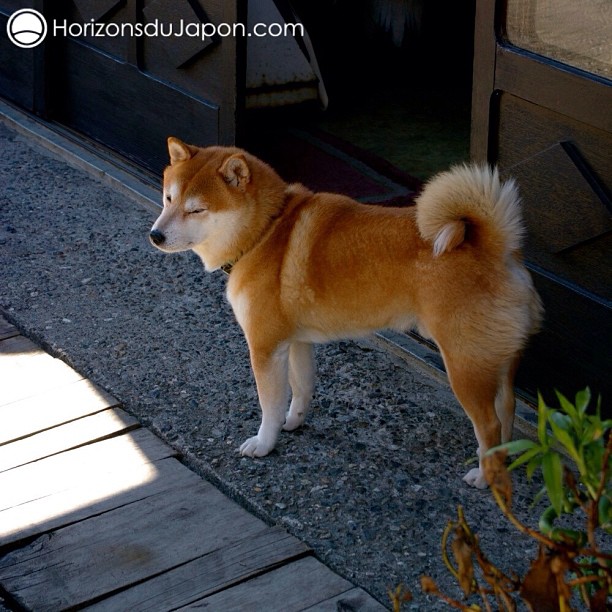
left=150, top=137, right=543, bottom=488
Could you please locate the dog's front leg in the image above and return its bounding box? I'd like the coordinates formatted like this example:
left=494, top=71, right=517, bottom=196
left=239, top=344, right=289, bottom=458
left=284, top=342, right=315, bottom=431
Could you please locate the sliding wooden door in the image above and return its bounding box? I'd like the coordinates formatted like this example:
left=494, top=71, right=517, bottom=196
left=472, top=0, right=611, bottom=407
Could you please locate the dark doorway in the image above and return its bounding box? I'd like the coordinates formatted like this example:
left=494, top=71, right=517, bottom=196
left=244, top=0, right=476, bottom=185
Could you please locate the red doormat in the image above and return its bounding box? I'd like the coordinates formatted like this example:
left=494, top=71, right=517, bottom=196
left=247, top=127, right=422, bottom=207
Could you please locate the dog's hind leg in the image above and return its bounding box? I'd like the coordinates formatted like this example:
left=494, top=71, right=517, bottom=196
left=284, top=342, right=316, bottom=431
left=495, top=354, right=521, bottom=444
left=442, top=353, right=502, bottom=489
left=240, top=343, right=290, bottom=458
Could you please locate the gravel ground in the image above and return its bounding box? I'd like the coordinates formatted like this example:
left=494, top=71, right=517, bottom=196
left=0, top=121, right=550, bottom=609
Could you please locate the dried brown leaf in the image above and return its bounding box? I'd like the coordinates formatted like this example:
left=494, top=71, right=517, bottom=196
left=519, top=546, right=561, bottom=612
left=421, top=576, right=439, bottom=594
left=388, top=583, right=412, bottom=612
left=452, top=525, right=476, bottom=596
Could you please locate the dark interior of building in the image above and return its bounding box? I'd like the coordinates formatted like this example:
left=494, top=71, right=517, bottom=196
left=245, top=0, right=477, bottom=183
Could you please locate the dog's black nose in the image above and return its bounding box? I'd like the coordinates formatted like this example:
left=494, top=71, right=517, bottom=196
left=149, top=229, right=165, bottom=246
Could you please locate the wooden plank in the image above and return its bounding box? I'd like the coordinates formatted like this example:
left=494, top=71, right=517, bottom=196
left=60, top=42, right=220, bottom=175
left=0, top=474, right=268, bottom=610
left=303, top=587, right=388, bottom=611
left=0, top=316, right=18, bottom=341
left=0, top=428, right=176, bottom=511
left=87, top=526, right=310, bottom=611
left=0, top=408, right=139, bottom=472
left=496, top=45, right=612, bottom=134
left=0, top=377, right=119, bottom=445
left=0, top=457, right=193, bottom=547
left=178, top=556, right=355, bottom=611
left=0, top=336, right=84, bottom=406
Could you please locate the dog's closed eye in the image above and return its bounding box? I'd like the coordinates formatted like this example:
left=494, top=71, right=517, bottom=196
left=184, top=196, right=207, bottom=215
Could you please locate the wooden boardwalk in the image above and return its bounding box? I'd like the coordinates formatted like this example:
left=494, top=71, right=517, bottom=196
left=0, top=316, right=385, bottom=611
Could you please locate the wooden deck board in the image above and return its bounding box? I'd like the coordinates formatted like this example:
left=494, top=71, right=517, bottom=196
left=0, top=428, right=176, bottom=511
left=0, top=377, right=119, bottom=445
left=0, top=329, right=385, bottom=611
left=304, top=588, right=389, bottom=611
left=0, top=470, right=268, bottom=610
left=0, top=336, right=84, bottom=406
left=86, top=525, right=310, bottom=611
left=1, top=457, right=193, bottom=547
left=177, top=556, right=356, bottom=611
left=0, top=407, right=139, bottom=472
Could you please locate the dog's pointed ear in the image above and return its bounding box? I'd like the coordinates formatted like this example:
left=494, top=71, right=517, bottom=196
left=167, top=137, right=195, bottom=165
left=219, top=154, right=251, bottom=191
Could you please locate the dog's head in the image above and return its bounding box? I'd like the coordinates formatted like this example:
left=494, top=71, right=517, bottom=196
left=150, top=137, right=285, bottom=271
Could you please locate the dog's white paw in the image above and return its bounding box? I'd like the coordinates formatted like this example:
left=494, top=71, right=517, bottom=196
left=283, top=412, right=304, bottom=431
left=463, top=467, right=489, bottom=489
left=239, top=435, right=274, bottom=458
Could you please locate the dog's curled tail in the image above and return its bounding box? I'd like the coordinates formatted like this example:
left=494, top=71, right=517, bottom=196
left=415, top=164, right=524, bottom=258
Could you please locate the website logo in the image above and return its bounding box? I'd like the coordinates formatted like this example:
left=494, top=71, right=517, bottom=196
left=7, top=9, right=47, bottom=48
left=5, top=11, right=303, bottom=47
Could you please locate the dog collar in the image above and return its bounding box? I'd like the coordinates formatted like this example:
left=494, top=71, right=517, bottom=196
left=219, top=192, right=291, bottom=277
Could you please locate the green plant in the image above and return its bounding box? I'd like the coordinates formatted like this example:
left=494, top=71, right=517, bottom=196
left=419, top=388, right=611, bottom=611
left=501, top=388, right=611, bottom=547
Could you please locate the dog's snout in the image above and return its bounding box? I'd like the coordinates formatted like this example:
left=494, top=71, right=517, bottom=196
left=149, top=229, right=165, bottom=246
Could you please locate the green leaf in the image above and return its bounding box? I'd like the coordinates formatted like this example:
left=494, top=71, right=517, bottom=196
left=530, top=485, right=547, bottom=509
left=537, top=393, right=549, bottom=446
left=552, top=528, right=586, bottom=546
left=574, top=387, right=591, bottom=415
left=548, top=411, right=571, bottom=433
left=538, top=504, right=557, bottom=536
left=582, top=442, right=605, bottom=498
left=555, top=389, right=579, bottom=420
left=598, top=494, right=611, bottom=531
left=538, top=506, right=586, bottom=544
left=491, top=439, right=538, bottom=456
left=555, top=389, right=577, bottom=418
left=582, top=418, right=604, bottom=445
left=600, top=418, right=612, bottom=433
left=548, top=412, right=580, bottom=463
left=542, top=452, right=565, bottom=517
left=508, top=446, right=543, bottom=472
left=527, top=455, right=542, bottom=480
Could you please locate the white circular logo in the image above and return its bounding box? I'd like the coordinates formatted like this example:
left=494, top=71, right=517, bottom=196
left=7, top=9, right=47, bottom=48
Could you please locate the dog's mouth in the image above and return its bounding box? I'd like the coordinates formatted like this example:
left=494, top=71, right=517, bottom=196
left=149, top=230, right=195, bottom=253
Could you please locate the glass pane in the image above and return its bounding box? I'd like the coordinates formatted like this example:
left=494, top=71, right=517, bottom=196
left=506, top=0, right=612, bottom=80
